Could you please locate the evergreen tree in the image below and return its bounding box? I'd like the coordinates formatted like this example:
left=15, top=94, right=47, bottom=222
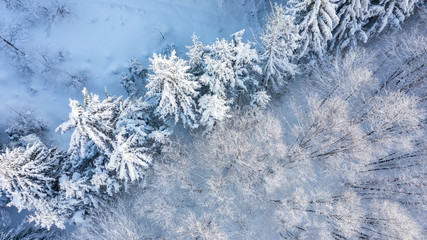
left=56, top=88, right=170, bottom=224
left=200, top=30, right=261, bottom=98
left=197, top=94, right=230, bottom=129
left=366, top=0, right=420, bottom=35
left=330, top=0, right=370, bottom=51
left=108, top=98, right=169, bottom=183
left=0, top=142, right=61, bottom=212
left=287, top=0, right=339, bottom=58
left=146, top=50, right=200, bottom=128
left=194, top=30, right=261, bottom=128
left=199, top=38, right=235, bottom=98
left=0, top=141, right=68, bottom=229
left=120, top=58, right=148, bottom=96
left=186, top=34, right=206, bottom=74
left=261, top=3, right=300, bottom=91
left=56, top=88, right=122, bottom=160
left=0, top=220, right=62, bottom=240
left=230, top=30, right=262, bottom=94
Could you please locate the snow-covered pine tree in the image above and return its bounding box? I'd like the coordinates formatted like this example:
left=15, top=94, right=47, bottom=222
left=287, top=0, right=339, bottom=59
left=195, top=30, right=261, bottom=128
left=200, top=30, right=261, bottom=99
left=186, top=34, right=206, bottom=75
left=176, top=213, right=227, bottom=240
left=367, top=201, right=424, bottom=239
left=0, top=219, right=63, bottom=240
left=71, top=196, right=148, bottom=240
left=145, top=50, right=200, bottom=128
left=230, top=30, right=262, bottom=95
left=123, top=112, right=286, bottom=239
left=56, top=88, right=121, bottom=160
left=55, top=89, right=134, bottom=220
left=329, top=0, right=370, bottom=51
left=120, top=58, right=148, bottom=96
left=57, top=88, right=170, bottom=221
left=197, top=94, right=230, bottom=129
left=261, top=3, right=299, bottom=91
left=365, top=0, right=420, bottom=36
left=27, top=195, right=72, bottom=230
left=108, top=98, right=170, bottom=184
left=0, top=141, right=69, bottom=229
left=199, top=38, right=235, bottom=98
left=0, top=141, right=62, bottom=212
left=250, top=90, right=271, bottom=113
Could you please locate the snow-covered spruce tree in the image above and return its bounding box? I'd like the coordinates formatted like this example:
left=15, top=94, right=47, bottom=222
left=200, top=30, right=261, bottom=98
left=365, top=0, right=421, bottom=36
left=0, top=141, right=70, bottom=229
left=198, top=38, right=234, bottom=98
left=120, top=58, right=148, bottom=96
left=0, top=141, right=61, bottom=212
left=57, top=89, right=121, bottom=218
left=329, top=0, right=370, bottom=51
left=197, top=94, right=230, bottom=129
left=0, top=220, right=63, bottom=240
left=230, top=30, right=262, bottom=95
left=28, top=194, right=73, bottom=230
left=249, top=90, right=271, bottom=114
left=145, top=50, right=200, bottom=128
left=108, top=98, right=170, bottom=184
left=56, top=89, right=117, bottom=188
left=57, top=88, right=122, bottom=161
left=193, top=30, right=262, bottom=129
left=261, top=3, right=299, bottom=92
left=194, top=37, right=234, bottom=130
left=57, top=88, right=168, bottom=221
left=287, top=0, right=339, bottom=59
left=186, top=34, right=206, bottom=75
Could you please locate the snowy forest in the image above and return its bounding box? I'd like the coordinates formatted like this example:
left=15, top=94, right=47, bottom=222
left=0, top=0, right=426, bottom=239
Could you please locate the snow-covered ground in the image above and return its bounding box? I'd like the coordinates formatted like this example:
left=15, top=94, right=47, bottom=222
left=0, top=0, right=268, bottom=148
